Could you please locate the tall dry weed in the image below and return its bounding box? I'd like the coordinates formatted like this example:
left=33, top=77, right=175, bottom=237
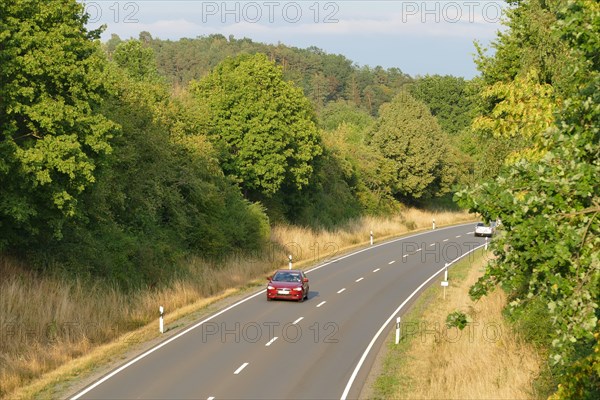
left=389, top=256, right=541, bottom=399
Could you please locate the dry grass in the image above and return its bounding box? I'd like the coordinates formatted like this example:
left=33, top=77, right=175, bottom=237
left=0, top=207, right=473, bottom=399
left=376, top=253, right=542, bottom=399
left=271, top=208, right=473, bottom=264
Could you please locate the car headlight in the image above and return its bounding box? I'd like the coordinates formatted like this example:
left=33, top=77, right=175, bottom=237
left=292, top=287, right=303, bottom=291
left=267, top=285, right=275, bottom=290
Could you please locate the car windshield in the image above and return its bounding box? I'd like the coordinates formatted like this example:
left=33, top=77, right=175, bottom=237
left=476, top=223, right=485, bottom=227
left=273, top=272, right=302, bottom=282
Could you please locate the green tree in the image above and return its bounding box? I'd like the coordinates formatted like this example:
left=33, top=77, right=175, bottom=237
left=190, top=53, right=322, bottom=197
left=458, top=0, right=600, bottom=396
left=112, top=39, right=161, bottom=81
left=0, top=0, right=118, bottom=249
left=369, top=92, right=459, bottom=200
left=409, top=75, right=475, bottom=135
left=45, top=48, right=269, bottom=285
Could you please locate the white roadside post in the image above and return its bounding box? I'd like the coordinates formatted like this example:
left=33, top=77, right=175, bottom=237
left=395, top=317, right=401, bottom=345
left=441, top=263, right=449, bottom=300
left=432, top=218, right=436, bottom=230
left=159, top=306, right=164, bottom=334
left=288, top=254, right=293, bottom=270
left=370, top=231, right=374, bottom=246
left=485, top=237, right=488, bottom=250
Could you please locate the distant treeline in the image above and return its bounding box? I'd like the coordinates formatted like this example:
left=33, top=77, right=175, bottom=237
left=107, top=32, right=411, bottom=116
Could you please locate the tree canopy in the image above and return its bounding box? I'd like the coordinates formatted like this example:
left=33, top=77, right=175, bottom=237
left=0, top=0, right=118, bottom=249
left=191, top=53, right=322, bottom=197
left=369, top=92, right=461, bottom=200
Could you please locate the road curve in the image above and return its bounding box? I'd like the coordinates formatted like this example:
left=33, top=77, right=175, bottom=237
left=72, top=223, right=486, bottom=400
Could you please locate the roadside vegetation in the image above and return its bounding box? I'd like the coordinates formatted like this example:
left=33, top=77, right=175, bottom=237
left=455, top=0, right=599, bottom=397
left=369, top=250, right=543, bottom=399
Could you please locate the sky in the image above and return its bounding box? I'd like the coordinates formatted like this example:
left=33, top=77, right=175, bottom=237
left=80, top=1, right=509, bottom=78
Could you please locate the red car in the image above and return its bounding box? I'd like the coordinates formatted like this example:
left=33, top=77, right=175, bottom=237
left=266, top=270, right=309, bottom=302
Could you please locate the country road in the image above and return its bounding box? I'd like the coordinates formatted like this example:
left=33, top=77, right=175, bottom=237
left=72, top=223, right=487, bottom=400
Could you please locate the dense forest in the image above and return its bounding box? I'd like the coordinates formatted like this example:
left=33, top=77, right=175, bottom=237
left=1, top=0, right=597, bottom=397
left=1, top=1, right=482, bottom=288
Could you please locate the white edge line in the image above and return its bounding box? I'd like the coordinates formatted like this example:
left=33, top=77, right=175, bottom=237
left=337, top=288, right=346, bottom=294
left=265, top=337, right=278, bottom=347
left=340, top=243, right=486, bottom=400
left=70, top=222, right=474, bottom=399
left=293, top=317, right=304, bottom=325
left=234, top=362, right=249, bottom=375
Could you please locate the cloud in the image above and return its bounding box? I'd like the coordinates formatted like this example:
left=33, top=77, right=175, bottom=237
left=101, top=11, right=501, bottom=43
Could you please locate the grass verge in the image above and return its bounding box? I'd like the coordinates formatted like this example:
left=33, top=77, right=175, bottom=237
left=366, top=249, right=543, bottom=400
left=1, top=208, right=474, bottom=399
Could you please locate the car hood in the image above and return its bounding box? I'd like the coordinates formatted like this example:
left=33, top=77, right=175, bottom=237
left=268, top=281, right=302, bottom=289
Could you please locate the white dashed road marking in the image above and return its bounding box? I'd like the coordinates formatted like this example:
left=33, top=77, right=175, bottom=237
left=356, top=277, right=364, bottom=282
left=373, top=268, right=380, bottom=272
left=293, top=317, right=304, bottom=325
left=337, top=288, right=346, bottom=294
left=316, top=301, right=327, bottom=308
left=234, top=363, right=249, bottom=375
left=265, top=337, right=278, bottom=347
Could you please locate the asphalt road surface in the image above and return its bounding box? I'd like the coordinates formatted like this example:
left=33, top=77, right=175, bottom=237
left=72, top=222, right=487, bottom=400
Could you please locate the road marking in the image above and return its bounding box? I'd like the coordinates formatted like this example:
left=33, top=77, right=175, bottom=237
left=373, top=268, right=380, bottom=272
left=443, top=238, right=449, bottom=242
left=337, top=288, right=346, bottom=294
left=207, top=397, right=215, bottom=400
left=388, top=260, right=395, bottom=265
left=293, top=317, right=304, bottom=325
left=416, top=248, right=422, bottom=252
left=403, top=254, right=408, bottom=258
left=316, top=301, right=327, bottom=308
left=456, top=235, right=462, bottom=238
left=356, top=277, right=364, bottom=282
left=70, top=222, right=475, bottom=400
left=341, top=243, right=486, bottom=400
left=234, top=362, right=249, bottom=375
left=429, top=243, right=435, bottom=247
left=467, top=231, right=474, bottom=234
left=265, top=337, right=278, bottom=347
